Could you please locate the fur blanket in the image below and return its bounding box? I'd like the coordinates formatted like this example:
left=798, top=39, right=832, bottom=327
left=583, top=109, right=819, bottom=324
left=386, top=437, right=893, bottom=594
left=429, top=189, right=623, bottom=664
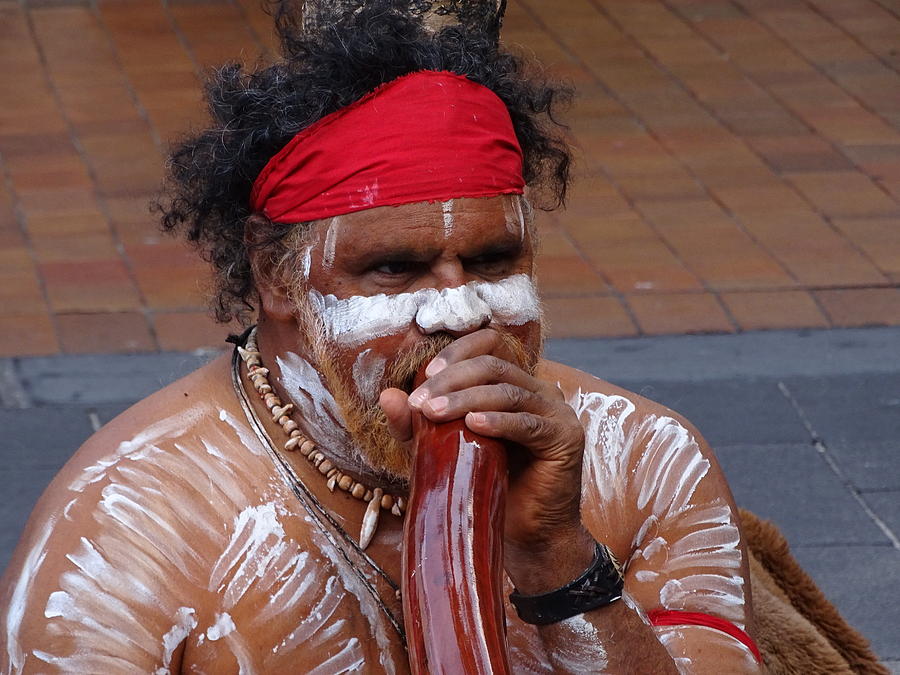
left=741, top=509, right=888, bottom=674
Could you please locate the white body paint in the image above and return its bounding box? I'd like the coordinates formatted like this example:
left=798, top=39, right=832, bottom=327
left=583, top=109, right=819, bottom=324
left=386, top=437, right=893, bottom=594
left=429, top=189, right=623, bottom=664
left=2, top=367, right=753, bottom=672
left=156, top=607, right=197, bottom=674
left=206, top=612, right=236, bottom=641
left=3, top=404, right=403, bottom=672
left=550, top=615, right=609, bottom=673
left=309, top=274, right=541, bottom=346
left=5, top=519, right=55, bottom=671
left=569, top=390, right=751, bottom=667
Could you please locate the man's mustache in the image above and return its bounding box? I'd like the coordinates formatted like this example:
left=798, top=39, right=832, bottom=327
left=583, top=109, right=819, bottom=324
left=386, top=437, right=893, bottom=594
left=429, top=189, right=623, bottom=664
left=383, top=333, right=456, bottom=395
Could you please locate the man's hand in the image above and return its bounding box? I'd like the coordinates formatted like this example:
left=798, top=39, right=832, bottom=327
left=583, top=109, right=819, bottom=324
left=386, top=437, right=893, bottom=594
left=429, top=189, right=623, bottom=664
left=379, top=328, right=595, bottom=592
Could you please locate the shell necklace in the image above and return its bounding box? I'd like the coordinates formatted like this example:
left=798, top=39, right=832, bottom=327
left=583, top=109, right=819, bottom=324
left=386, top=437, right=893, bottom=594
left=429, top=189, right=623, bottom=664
left=237, top=327, right=405, bottom=549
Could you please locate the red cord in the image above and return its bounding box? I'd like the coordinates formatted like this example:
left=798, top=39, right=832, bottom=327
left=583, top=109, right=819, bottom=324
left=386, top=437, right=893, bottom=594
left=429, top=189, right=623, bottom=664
left=648, top=608, right=762, bottom=663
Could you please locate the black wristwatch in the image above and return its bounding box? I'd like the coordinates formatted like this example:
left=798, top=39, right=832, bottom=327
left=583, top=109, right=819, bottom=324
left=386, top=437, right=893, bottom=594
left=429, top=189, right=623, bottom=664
left=509, top=542, right=624, bottom=625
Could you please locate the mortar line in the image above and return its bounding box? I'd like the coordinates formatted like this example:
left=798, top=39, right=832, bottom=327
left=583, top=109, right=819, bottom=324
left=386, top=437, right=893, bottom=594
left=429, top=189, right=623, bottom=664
left=777, top=380, right=900, bottom=550
left=0, top=359, right=31, bottom=409
left=801, top=0, right=900, bottom=79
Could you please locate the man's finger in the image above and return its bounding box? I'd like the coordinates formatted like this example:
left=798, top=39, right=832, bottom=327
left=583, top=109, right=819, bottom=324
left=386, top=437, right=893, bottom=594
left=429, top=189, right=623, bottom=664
left=425, top=328, right=513, bottom=376
left=417, top=382, right=552, bottom=422
left=409, top=354, right=537, bottom=409
left=464, top=410, right=557, bottom=448
left=379, top=388, right=414, bottom=442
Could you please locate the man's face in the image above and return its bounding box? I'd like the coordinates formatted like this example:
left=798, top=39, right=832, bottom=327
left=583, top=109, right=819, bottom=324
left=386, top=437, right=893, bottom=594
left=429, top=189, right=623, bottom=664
left=289, top=194, right=543, bottom=476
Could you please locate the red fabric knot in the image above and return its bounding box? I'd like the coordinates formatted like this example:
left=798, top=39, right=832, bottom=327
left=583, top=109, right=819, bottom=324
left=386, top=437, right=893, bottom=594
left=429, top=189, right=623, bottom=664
left=250, top=70, right=525, bottom=224
left=648, top=608, right=763, bottom=664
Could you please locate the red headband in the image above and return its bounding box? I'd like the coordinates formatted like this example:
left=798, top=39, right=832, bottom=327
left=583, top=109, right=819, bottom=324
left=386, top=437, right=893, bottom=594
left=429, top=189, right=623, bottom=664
left=250, top=71, right=525, bottom=223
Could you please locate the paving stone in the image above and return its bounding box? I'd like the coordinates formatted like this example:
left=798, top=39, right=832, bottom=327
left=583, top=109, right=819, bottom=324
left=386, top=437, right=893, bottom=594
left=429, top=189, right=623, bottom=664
left=544, top=296, right=638, bottom=338
left=614, top=379, right=810, bottom=446
left=781, top=373, right=900, bottom=445
left=864, top=491, right=900, bottom=543
left=545, top=326, right=900, bottom=383
left=153, top=311, right=233, bottom=352
left=57, top=311, right=156, bottom=354
left=720, top=290, right=829, bottom=331
left=626, top=292, right=736, bottom=335
left=4, top=0, right=900, bottom=347
left=0, top=407, right=92, bottom=470
left=0, top=313, right=59, bottom=358
left=0, top=408, right=91, bottom=574
left=0, top=468, right=64, bottom=576
left=815, top=288, right=900, bottom=328
left=715, top=444, right=889, bottom=546
left=792, top=545, right=900, bottom=660
left=828, top=441, right=900, bottom=492
left=94, top=402, right=135, bottom=426
left=16, top=351, right=216, bottom=405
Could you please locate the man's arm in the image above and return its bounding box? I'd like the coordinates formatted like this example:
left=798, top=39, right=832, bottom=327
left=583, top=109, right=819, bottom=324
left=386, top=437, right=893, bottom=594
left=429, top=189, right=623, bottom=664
left=393, top=332, right=761, bottom=673
left=506, top=523, right=680, bottom=673
left=1, top=472, right=195, bottom=672
left=562, top=388, right=762, bottom=674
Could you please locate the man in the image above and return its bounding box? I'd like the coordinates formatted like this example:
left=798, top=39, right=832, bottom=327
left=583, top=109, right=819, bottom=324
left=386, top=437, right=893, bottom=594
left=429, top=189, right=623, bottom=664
left=1, top=2, right=763, bottom=672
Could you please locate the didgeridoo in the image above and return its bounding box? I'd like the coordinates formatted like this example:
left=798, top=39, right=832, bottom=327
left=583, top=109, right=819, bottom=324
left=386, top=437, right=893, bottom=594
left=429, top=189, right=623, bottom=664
left=401, top=370, right=512, bottom=674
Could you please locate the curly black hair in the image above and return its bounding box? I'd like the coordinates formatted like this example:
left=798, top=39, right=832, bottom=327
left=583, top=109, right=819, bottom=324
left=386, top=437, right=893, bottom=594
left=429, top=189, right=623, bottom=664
left=157, top=0, right=573, bottom=324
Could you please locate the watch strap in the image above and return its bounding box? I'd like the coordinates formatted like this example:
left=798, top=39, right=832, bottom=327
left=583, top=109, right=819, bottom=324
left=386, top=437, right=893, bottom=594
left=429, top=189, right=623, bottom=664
left=509, top=542, right=624, bottom=625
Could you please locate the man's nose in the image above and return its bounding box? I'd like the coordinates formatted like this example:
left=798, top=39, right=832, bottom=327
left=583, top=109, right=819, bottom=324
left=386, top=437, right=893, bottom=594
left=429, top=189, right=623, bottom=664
left=414, top=283, right=492, bottom=336
left=430, top=257, right=468, bottom=290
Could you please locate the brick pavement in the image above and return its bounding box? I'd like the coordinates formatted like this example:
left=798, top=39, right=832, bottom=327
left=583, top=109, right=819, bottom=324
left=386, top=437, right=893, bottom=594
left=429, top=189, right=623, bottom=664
left=1, top=0, right=899, bottom=356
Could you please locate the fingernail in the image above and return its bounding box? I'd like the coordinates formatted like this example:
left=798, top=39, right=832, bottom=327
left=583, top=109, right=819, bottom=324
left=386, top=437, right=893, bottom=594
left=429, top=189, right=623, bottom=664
left=425, top=358, right=446, bottom=377
left=427, top=396, right=448, bottom=413
left=408, top=388, right=429, bottom=408
left=468, top=412, right=486, bottom=425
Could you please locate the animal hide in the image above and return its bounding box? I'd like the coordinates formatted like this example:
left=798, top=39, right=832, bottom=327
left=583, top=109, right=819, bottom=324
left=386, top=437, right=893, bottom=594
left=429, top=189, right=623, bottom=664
left=741, top=509, right=888, bottom=675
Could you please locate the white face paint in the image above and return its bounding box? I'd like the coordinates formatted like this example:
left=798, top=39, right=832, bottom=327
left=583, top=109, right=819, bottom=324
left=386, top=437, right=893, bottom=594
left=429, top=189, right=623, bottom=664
left=299, top=246, right=312, bottom=281
left=308, top=274, right=541, bottom=347
left=277, top=352, right=353, bottom=454
left=352, top=348, right=387, bottom=404
left=322, top=217, right=340, bottom=270
left=441, top=199, right=454, bottom=238
left=503, top=195, right=526, bottom=242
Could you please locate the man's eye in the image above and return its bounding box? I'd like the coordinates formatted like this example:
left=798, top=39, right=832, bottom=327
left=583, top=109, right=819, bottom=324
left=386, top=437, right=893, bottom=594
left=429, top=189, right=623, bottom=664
left=467, top=253, right=512, bottom=272
left=374, top=261, right=413, bottom=275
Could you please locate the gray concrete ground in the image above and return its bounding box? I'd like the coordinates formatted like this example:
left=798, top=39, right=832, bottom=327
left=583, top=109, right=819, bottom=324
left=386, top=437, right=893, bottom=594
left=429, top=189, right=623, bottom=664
left=2, top=326, right=898, bottom=668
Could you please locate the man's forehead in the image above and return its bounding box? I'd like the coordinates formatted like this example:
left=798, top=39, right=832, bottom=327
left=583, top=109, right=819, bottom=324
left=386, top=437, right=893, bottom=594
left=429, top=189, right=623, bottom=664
left=312, top=196, right=525, bottom=251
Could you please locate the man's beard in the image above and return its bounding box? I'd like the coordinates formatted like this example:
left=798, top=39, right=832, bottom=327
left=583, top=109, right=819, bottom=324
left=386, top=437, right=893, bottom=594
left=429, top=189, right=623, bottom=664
left=296, top=299, right=542, bottom=481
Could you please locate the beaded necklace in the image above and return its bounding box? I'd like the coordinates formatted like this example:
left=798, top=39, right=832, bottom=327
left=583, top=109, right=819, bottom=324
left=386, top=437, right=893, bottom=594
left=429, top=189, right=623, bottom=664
left=237, top=327, right=405, bottom=549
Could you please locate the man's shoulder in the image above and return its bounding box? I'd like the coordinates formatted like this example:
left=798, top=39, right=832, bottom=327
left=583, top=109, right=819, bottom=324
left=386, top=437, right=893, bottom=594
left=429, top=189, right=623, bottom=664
left=18, top=353, right=243, bottom=539
left=537, top=358, right=698, bottom=434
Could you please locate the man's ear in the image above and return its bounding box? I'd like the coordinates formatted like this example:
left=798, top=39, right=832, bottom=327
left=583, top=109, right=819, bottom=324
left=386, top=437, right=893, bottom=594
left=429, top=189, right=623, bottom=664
left=257, top=279, right=295, bottom=322
left=245, top=214, right=295, bottom=322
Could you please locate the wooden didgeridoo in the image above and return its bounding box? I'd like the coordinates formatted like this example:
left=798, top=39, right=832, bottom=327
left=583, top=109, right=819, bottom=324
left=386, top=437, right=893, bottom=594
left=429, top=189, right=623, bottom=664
left=401, top=370, right=512, bottom=674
